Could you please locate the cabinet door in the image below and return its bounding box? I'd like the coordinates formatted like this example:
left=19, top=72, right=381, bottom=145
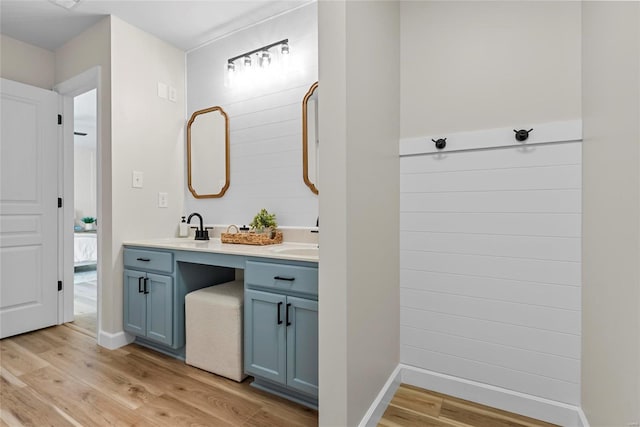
left=286, top=296, right=318, bottom=397
left=245, top=289, right=286, bottom=384
left=145, top=273, right=173, bottom=346
left=123, top=269, right=146, bottom=336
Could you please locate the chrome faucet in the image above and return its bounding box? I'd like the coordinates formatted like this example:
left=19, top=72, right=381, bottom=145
left=187, top=212, right=209, bottom=240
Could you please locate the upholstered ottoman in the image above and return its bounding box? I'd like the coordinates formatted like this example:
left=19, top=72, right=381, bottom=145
left=185, top=280, right=247, bottom=382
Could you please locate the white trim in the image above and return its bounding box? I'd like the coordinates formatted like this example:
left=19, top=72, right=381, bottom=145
left=357, top=365, right=402, bottom=427
left=577, top=408, right=591, bottom=427
left=357, top=364, right=589, bottom=427
left=98, top=330, right=134, bottom=350
left=54, top=67, right=101, bottom=328
left=399, top=119, right=582, bottom=157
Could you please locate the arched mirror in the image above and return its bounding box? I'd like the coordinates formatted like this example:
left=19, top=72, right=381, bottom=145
left=302, top=82, right=319, bottom=195
left=187, top=106, right=230, bottom=198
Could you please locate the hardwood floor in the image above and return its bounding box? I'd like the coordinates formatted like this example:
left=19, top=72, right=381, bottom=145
left=73, top=266, right=97, bottom=336
left=2, top=325, right=557, bottom=427
left=379, top=384, right=558, bottom=427
left=1, top=324, right=318, bottom=426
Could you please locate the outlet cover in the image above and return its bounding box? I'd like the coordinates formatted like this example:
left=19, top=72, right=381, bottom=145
left=158, top=192, right=168, bottom=208
left=132, top=171, right=143, bottom=188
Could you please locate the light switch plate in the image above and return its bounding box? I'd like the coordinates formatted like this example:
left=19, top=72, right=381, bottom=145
left=168, top=86, right=177, bottom=102
left=158, top=192, right=168, bottom=208
left=132, top=171, right=143, bottom=188
left=157, top=82, right=168, bottom=99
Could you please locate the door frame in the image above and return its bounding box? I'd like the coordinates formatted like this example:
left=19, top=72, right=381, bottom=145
left=55, top=66, right=102, bottom=330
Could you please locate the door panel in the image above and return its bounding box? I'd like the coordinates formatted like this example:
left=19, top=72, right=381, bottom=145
left=1, top=78, right=59, bottom=338
left=123, top=270, right=146, bottom=336
left=286, top=296, right=318, bottom=397
left=146, top=273, right=173, bottom=346
left=244, top=289, right=286, bottom=384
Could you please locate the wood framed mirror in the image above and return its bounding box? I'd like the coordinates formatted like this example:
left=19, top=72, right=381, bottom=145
left=302, top=82, right=319, bottom=195
left=187, top=106, right=230, bottom=198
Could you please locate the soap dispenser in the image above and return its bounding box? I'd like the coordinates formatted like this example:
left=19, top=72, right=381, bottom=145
left=179, top=216, right=188, bottom=237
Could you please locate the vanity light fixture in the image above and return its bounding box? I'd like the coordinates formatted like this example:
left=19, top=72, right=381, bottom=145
left=227, top=38, right=289, bottom=76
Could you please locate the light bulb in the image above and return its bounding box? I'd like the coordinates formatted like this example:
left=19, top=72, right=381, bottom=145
left=281, top=42, right=289, bottom=55
left=227, top=62, right=235, bottom=72
left=243, top=56, right=252, bottom=68
left=260, top=50, right=271, bottom=67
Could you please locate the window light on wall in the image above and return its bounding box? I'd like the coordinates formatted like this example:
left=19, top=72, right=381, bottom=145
left=226, top=39, right=291, bottom=88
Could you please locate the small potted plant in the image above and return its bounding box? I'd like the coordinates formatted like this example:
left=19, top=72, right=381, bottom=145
left=250, top=208, right=277, bottom=236
left=81, top=216, right=96, bottom=231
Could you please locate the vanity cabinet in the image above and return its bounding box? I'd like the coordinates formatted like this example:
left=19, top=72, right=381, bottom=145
left=123, top=249, right=174, bottom=347
left=244, top=260, right=318, bottom=401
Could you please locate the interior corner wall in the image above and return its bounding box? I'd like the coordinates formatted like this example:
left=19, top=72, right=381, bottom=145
left=1, top=34, right=55, bottom=90
left=400, top=1, right=581, bottom=138
left=110, top=15, right=186, bottom=333
left=185, top=3, right=318, bottom=227
left=581, top=2, right=640, bottom=425
left=55, top=16, right=114, bottom=333
left=318, top=1, right=400, bottom=426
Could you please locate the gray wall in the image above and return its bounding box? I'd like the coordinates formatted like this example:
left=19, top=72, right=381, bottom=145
left=582, top=2, right=640, bottom=425
left=318, top=1, right=400, bottom=425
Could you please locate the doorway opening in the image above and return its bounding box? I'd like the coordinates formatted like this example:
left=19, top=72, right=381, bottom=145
left=71, top=88, right=98, bottom=336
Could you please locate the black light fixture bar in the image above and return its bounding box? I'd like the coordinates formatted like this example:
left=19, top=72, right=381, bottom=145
left=227, top=39, right=288, bottom=65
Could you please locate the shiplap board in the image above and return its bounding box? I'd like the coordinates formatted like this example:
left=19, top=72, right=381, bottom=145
left=400, top=232, right=580, bottom=262
left=400, top=139, right=581, bottom=405
left=401, top=327, right=580, bottom=383
left=401, top=308, right=581, bottom=359
left=401, top=164, right=580, bottom=193
left=401, top=288, right=580, bottom=334
left=401, top=269, right=580, bottom=310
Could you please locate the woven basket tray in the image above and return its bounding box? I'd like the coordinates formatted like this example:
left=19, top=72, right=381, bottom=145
left=221, top=226, right=283, bottom=246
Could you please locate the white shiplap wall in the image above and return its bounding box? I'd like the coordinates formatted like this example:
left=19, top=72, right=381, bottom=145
left=400, top=139, right=581, bottom=405
left=186, top=3, right=318, bottom=227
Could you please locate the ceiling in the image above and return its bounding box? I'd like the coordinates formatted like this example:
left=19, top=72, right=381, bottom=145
left=0, top=0, right=310, bottom=52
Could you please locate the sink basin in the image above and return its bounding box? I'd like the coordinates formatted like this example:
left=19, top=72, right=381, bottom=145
left=271, top=247, right=319, bottom=257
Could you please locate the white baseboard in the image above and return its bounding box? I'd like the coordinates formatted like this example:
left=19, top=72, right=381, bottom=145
left=97, top=329, right=134, bottom=350
left=358, top=365, right=402, bottom=427
left=358, top=363, right=589, bottom=427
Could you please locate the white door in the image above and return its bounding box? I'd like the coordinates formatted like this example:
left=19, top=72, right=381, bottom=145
left=1, top=78, right=59, bottom=338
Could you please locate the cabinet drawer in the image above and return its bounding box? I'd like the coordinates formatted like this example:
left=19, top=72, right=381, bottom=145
left=245, top=261, right=317, bottom=297
left=124, top=248, right=173, bottom=273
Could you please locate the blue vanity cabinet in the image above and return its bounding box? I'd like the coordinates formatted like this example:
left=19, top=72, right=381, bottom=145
left=123, top=248, right=174, bottom=347
left=286, top=296, right=318, bottom=397
left=244, top=289, right=287, bottom=384
left=244, top=259, right=318, bottom=404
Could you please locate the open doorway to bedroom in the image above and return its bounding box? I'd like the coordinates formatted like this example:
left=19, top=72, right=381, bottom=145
left=71, top=88, right=97, bottom=336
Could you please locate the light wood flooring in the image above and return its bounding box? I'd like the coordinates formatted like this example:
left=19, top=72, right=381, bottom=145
left=379, top=384, right=558, bottom=427
left=73, top=266, right=97, bottom=336
left=2, top=324, right=557, bottom=427
left=1, top=324, right=318, bottom=426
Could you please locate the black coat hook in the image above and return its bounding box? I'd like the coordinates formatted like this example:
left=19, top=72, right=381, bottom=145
left=514, top=128, right=533, bottom=142
left=432, top=138, right=447, bottom=150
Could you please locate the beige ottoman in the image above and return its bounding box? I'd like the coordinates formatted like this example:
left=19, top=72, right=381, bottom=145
left=185, top=280, right=247, bottom=382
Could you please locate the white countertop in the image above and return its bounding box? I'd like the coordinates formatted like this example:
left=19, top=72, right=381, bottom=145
left=123, top=238, right=319, bottom=263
